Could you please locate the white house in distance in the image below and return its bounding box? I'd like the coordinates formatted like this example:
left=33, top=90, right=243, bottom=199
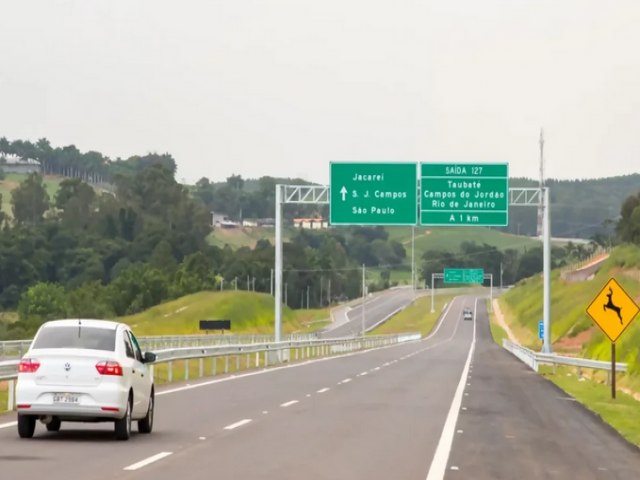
left=0, top=154, right=41, bottom=174
left=293, top=217, right=328, bottom=229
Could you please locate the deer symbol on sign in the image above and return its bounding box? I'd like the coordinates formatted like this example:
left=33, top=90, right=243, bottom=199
left=604, top=288, right=623, bottom=325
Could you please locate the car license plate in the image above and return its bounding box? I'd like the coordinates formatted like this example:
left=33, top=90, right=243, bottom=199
left=53, top=393, right=79, bottom=404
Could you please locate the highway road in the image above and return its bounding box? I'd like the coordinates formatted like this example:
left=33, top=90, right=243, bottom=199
left=1, top=296, right=639, bottom=479
left=321, top=287, right=418, bottom=337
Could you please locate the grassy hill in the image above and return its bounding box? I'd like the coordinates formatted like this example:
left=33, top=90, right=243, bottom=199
left=500, top=244, right=640, bottom=379
left=119, top=290, right=329, bottom=336
left=0, top=173, right=65, bottom=215
left=207, top=227, right=292, bottom=249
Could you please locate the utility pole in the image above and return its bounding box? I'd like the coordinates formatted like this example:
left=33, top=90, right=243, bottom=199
left=234, top=277, right=237, bottom=291
left=252, top=277, right=256, bottom=291
left=500, top=262, right=504, bottom=290
left=284, top=282, right=288, bottom=306
left=306, top=285, right=310, bottom=310
left=361, top=264, right=366, bottom=336
left=411, top=226, right=415, bottom=291
left=537, top=129, right=545, bottom=238
left=270, top=268, right=274, bottom=296
left=327, top=279, right=331, bottom=306
left=220, top=278, right=224, bottom=291
left=247, top=275, right=250, bottom=291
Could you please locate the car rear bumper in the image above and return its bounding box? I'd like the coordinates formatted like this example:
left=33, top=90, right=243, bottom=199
left=16, top=378, right=128, bottom=420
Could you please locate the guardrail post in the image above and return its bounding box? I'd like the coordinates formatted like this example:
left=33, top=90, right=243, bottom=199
left=255, top=352, right=259, bottom=367
left=225, top=356, right=229, bottom=374
left=295, top=348, right=299, bottom=361
left=8, top=379, right=15, bottom=411
left=199, top=358, right=204, bottom=378
left=265, top=351, right=269, bottom=367
left=168, top=361, right=173, bottom=383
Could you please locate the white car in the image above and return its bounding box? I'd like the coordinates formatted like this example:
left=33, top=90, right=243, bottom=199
left=15, top=319, right=156, bottom=440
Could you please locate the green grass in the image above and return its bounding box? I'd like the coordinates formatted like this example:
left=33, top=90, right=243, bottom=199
left=0, top=173, right=84, bottom=216
left=369, top=294, right=456, bottom=336
left=488, top=302, right=509, bottom=346
left=0, top=386, right=7, bottom=413
left=207, top=227, right=292, bottom=249
left=120, top=290, right=329, bottom=336
left=386, top=226, right=540, bottom=255
left=500, top=245, right=640, bottom=368
left=539, top=365, right=640, bottom=446
left=0, top=312, right=17, bottom=325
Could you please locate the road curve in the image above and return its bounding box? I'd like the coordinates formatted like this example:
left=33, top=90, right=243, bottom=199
left=0, top=297, right=473, bottom=480
left=1, top=297, right=639, bottom=480
left=321, top=287, right=418, bottom=338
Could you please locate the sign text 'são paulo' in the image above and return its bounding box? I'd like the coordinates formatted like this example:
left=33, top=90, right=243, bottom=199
left=329, top=163, right=417, bottom=225
left=420, top=163, right=509, bottom=226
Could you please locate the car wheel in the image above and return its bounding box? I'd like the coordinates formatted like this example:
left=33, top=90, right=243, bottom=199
left=17, top=414, right=36, bottom=439
left=138, top=389, right=154, bottom=434
left=114, top=395, right=132, bottom=441
left=46, top=418, right=61, bottom=432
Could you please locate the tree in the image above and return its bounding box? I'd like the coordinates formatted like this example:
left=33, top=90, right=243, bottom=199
left=55, top=178, right=96, bottom=228
left=17, top=282, right=67, bottom=324
left=11, top=173, right=50, bottom=224
left=0, top=168, right=5, bottom=181
left=67, top=282, right=114, bottom=319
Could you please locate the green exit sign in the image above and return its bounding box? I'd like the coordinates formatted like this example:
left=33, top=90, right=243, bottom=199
left=330, top=163, right=417, bottom=226
left=444, top=268, right=485, bottom=284
left=421, top=163, right=509, bottom=226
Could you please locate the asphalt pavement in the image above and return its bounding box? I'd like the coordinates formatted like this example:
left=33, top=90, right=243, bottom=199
left=321, top=287, right=419, bottom=338
left=1, top=296, right=639, bottom=480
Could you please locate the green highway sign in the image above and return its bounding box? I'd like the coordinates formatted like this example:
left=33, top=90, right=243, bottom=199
left=330, top=162, right=417, bottom=225
left=420, top=163, right=509, bottom=226
left=444, top=268, right=485, bottom=284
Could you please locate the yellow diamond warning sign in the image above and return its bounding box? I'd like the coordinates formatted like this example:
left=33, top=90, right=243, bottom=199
left=586, top=278, right=639, bottom=343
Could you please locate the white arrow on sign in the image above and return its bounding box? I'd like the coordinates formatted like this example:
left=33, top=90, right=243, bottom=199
left=340, top=186, right=348, bottom=201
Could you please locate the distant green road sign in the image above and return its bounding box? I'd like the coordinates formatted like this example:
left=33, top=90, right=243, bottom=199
left=420, top=163, right=509, bottom=226
left=444, top=268, right=485, bottom=284
left=330, top=162, right=417, bottom=225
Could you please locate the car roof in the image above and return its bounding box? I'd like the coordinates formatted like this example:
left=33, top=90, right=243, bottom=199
left=38, top=319, right=125, bottom=330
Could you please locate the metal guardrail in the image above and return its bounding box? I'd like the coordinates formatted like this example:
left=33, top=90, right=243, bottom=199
left=502, top=339, right=627, bottom=373
left=0, top=333, right=421, bottom=411
left=0, top=334, right=319, bottom=360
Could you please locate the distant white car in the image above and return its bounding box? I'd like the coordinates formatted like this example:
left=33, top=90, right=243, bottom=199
left=15, top=319, right=156, bottom=440
left=463, top=308, right=473, bottom=321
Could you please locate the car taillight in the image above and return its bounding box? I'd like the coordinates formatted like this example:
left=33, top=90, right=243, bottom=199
left=18, top=358, right=40, bottom=373
left=96, top=361, right=123, bottom=376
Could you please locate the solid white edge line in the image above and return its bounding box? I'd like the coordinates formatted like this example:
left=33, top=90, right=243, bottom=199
left=280, top=400, right=299, bottom=408
left=0, top=421, right=17, bottom=429
left=123, top=452, right=173, bottom=471
left=224, top=418, right=253, bottom=430
left=425, top=298, right=477, bottom=480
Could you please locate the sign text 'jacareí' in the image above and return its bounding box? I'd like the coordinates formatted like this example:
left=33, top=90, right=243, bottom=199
left=329, top=163, right=417, bottom=225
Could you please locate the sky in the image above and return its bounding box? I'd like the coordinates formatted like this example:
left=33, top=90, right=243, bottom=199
left=1, top=0, right=639, bottom=184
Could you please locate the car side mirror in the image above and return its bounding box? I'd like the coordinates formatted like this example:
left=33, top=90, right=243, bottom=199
left=143, top=351, right=157, bottom=364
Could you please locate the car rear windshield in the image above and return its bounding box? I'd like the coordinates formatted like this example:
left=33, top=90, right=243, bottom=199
left=32, top=326, right=117, bottom=351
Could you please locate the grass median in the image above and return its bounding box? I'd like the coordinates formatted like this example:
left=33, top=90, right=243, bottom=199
left=539, top=365, right=640, bottom=447
left=369, top=294, right=456, bottom=337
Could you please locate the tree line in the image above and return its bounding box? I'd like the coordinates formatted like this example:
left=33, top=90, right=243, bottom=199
left=0, top=137, right=176, bottom=185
